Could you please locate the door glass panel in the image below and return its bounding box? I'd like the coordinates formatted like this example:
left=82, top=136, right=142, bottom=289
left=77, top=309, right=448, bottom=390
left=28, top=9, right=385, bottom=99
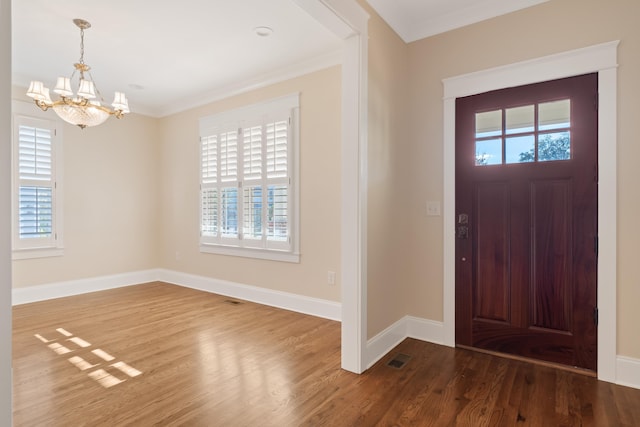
left=538, top=131, right=571, bottom=162
left=475, top=110, right=502, bottom=138
left=506, top=105, right=534, bottom=134
left=539, top=99, right=570, bottom=131
left=506, top=135, right=535, bottom=163
left=476, top=139, right=502, bottom=166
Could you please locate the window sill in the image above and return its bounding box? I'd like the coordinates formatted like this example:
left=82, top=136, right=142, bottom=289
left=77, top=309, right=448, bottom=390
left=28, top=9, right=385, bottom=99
left=199, top=244, right=300, bottom=263
left=12, top=247, right=64, bottom=260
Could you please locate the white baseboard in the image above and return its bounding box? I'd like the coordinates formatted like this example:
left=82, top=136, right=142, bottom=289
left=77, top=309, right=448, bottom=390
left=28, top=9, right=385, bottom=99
left=12, top=269, right=161, bottom=305
left=365, top=315, right=446, bottom=369
left=617, top=356, right=640, bottom=389
left=406, top=316, right=447, bottom=345
left=365, top=316, right=640, bottom=391
left=157, top=269, right=341, bottom=321
left=366, top=317, right=408, bottom=369
left=12, top=268, right=341, bottom=322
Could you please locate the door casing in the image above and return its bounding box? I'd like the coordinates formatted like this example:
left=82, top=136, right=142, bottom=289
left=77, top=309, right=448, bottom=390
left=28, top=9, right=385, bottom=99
left=442, top=41, right=619, bottom=382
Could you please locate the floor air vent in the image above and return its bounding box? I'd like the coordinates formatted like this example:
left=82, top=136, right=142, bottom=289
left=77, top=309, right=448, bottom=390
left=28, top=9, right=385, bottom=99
left=387, top=353, right=411, bottom=369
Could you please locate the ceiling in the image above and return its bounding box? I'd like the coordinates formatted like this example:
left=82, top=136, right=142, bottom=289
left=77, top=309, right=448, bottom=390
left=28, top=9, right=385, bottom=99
left=12, top=0, right=549, bottom=118
left=367, top=0, right=549, bottom=43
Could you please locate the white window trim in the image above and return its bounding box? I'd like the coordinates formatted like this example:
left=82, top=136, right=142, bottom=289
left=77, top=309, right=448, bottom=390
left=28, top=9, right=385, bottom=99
left=11, top=100, right=64, bottom=260
left=199, top=244, right=300, bottom=263
left=199, top=93, right=300, bottom=263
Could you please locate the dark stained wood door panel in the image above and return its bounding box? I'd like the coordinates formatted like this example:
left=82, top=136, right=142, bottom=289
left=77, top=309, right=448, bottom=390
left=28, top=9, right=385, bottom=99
left=455, top=73, right=598, bottom=371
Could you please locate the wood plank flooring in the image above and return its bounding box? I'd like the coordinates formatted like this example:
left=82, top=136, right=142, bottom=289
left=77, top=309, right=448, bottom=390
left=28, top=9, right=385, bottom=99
left=12, top=282, right=640, bottom=426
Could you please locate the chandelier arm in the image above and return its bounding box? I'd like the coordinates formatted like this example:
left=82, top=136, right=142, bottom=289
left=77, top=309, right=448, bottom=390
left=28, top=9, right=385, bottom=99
left=61, top=96, right=88, bottom=107
left=86, top=70, right=107, bottom=104
left=34, top=100, right=51, bottom=112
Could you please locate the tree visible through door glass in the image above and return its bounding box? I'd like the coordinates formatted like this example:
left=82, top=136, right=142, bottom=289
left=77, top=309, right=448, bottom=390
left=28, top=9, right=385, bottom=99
left=475, top=110, right=502, bottom=165
left=474, top=99, right=571, bottom=165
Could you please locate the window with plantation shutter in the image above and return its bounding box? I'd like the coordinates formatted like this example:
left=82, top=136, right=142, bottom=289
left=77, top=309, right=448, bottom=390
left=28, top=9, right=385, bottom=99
left=199, top=94, right=299, bottom=262
left=12, top=102, right=64, bottom=258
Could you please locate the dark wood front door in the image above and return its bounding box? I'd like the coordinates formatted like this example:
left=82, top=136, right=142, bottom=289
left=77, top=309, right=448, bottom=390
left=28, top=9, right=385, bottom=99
left=455, top=73, right=598, bottom=371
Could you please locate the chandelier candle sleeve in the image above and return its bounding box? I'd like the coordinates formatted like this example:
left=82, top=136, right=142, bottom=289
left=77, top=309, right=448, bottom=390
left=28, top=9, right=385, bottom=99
left=77, top=80, right=96, bottom=99
left=26, top=18, right=129, bottom=129
left=54, top=77, right=73, bottom=97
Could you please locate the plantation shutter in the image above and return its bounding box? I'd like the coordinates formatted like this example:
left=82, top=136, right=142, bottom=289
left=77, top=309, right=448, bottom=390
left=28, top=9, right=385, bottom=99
left=220, top=131, right=238, bottom=183
left=198, top=93, right=298, bottom=257
left=265, top=118, right=289, bottom=246
left=14, top=116, right=57, bottom=248
left=219, top=130, right=239, bottom=239
left=243, top=125, right=263, bottom=181
left=200, top=135, right=218, bottom=239
left=267, top=120, right=288, bottom=179
left=242, top=125, right=264, bottom=242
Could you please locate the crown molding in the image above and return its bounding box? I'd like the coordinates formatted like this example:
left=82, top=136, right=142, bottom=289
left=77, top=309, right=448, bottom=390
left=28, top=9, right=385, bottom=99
left=153, top=48, right=343, bottom=118
left=368, top=0, right=550, bottom=43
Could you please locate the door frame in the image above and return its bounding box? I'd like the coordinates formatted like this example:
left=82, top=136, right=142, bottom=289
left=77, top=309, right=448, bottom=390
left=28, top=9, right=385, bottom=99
left=442, top=41, right=619, bottom=383
left=293, top=0, right=370, bottom=374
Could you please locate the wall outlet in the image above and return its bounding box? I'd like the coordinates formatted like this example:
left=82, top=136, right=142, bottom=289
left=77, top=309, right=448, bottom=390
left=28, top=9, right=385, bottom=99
left=327, top=271, right=336, bottom=285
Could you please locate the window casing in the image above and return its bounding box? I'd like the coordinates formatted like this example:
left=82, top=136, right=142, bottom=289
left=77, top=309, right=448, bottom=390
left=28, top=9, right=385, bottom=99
left=199, top=94, right=299, bottom=262
left=12, top=101, right=64, bottom=259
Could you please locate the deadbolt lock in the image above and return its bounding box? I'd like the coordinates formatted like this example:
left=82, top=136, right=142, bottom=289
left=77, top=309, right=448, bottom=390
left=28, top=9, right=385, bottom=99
left=457, top=213, right=469, bottom=239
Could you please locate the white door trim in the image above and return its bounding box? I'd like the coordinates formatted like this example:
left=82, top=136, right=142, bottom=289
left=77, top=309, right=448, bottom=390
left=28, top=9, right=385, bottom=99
left=293, top=0, right=370, bottom=373
left=442, top=41, right=619, bottom=382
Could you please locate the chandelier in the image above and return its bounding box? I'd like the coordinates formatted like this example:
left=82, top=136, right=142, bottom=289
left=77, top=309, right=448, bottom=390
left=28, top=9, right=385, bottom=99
left=26, top=18, right=129, bottom=129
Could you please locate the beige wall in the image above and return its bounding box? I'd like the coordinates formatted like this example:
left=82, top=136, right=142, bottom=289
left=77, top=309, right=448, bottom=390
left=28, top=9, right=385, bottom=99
left=361, top=1, right=414, bottom=338
left=11, top=66, right=341, bottom=302
left=11, top=96, right=161, bottom=287
left=158, top=66, right=342, bottom=302
left=398, top=0, right=640, bottom=358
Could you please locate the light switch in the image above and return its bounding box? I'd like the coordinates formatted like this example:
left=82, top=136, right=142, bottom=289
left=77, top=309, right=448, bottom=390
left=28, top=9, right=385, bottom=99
left=426, top=201, right=441, bottom=217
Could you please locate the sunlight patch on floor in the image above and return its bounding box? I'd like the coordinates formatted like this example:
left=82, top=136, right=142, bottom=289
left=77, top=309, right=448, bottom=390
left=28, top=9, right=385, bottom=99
left=34, top=328, right=143, bottom=388
left=48, top=342, right=72, bottom=355
left=92, top=348, right=115, bottom=362
left=88, top=369, right=125, bottom=388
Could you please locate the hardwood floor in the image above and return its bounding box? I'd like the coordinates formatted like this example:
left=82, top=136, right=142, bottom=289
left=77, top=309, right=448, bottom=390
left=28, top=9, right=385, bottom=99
left=12, top=282, right=640, bottom=426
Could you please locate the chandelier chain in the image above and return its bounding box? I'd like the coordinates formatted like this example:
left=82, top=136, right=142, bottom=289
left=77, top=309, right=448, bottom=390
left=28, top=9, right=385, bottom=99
left=79, top=27, right=85, bottom=65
